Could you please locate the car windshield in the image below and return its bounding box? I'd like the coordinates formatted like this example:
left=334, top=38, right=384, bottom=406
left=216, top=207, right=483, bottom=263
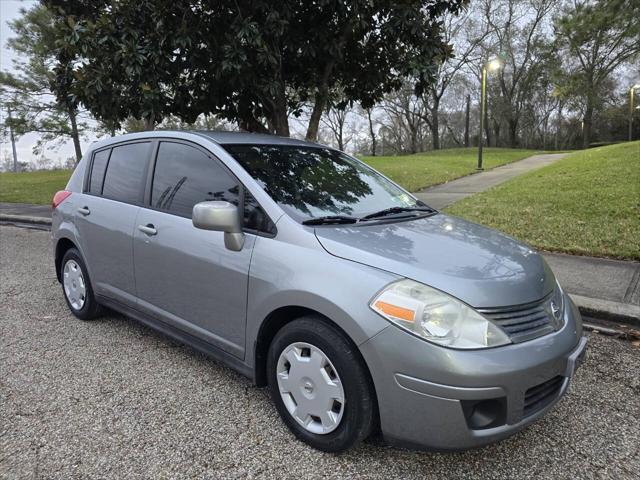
left=223, top=144, right=422, bottom=222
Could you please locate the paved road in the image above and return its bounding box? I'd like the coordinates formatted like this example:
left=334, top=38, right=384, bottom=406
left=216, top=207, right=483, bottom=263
left=1, top=225, right=639, bottom=479
left=414, top=153, right=567, bottom=209
left=0, top=202, right=52, bottom=219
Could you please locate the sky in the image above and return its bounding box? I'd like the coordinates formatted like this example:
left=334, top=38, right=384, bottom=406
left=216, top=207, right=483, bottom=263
left=1, top=0, right=85, bottom=168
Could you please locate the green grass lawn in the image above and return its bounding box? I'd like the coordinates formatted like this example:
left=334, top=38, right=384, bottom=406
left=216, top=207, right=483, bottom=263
left=360, top=147, right=541, bottom=192
left=0, top=147, right=541, bottom=205
left=0, top=169, right=72, bottom=205
left=447, top=141, right=640, bottom=260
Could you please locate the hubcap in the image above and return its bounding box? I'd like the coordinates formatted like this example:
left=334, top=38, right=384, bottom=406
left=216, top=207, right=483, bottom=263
left=276, top=342, right=345, bottom=435
left=63, top=259, right=86, bottom=310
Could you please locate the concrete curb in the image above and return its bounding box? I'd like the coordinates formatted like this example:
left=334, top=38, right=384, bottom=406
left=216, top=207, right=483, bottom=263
left=1, top=214, right=638, bottom=328
left=0, top=213, right=52, bottom=226
left=569, top=293, right=640, bottom=329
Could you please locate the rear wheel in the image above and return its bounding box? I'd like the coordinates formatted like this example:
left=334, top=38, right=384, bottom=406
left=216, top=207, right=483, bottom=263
left=267, top=317, right=376, bottom=452
left=61, top=248, right=102, bottom=320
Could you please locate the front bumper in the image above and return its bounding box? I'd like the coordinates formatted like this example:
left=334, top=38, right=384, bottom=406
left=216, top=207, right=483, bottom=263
left=359, top=296, right=587, bottom=450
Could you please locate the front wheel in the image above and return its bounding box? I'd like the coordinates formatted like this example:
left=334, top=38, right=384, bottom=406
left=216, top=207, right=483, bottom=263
left=267, top=317, right=376, bottom=452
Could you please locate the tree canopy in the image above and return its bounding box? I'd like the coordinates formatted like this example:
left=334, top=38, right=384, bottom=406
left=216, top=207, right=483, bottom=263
left=0, top=4, right=87, bottom=162
left=43, top=0, right=466, bottom=137
left=554, top=0, right=640, bottom=147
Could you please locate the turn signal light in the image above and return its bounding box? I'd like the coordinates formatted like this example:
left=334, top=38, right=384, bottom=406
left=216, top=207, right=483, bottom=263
left=374, top=301, right=415, bottom=322
left=52, top=190, right=72, bottom=209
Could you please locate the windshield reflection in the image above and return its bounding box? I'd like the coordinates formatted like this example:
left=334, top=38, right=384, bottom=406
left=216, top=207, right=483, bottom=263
left=224, top=144, right=418, bottom=221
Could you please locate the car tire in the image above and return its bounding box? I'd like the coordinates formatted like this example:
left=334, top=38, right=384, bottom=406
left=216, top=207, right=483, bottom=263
left=60, top=248, right=102, bottom=320
left=267, top=316, right=376, bottom=452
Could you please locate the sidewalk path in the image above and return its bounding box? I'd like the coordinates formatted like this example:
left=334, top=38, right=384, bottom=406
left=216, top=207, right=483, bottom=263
left=414, top=153, right=568, bottom=210
left=543, top=253, right=639, bottom=307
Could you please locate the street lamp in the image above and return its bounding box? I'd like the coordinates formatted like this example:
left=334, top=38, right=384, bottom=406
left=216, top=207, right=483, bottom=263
left=478, top=57, right=503, bottom=170
left=629, top=84, right=640, bottom=142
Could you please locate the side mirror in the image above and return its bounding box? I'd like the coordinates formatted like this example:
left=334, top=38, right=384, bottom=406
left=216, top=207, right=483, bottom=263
left=192, top=201, right=244, bottom=251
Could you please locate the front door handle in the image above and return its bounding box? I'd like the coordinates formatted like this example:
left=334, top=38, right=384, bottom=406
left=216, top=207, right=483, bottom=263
left=77, top=206, right=91, bottom=216
left=138, top=224, right=157, bottom=236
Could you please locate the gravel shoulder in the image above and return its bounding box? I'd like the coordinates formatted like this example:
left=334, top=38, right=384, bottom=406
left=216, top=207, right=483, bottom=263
left=1, top=225, right=639, bottom=479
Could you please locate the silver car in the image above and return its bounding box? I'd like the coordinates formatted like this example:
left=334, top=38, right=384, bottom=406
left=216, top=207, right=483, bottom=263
left=52, top=131, right=587, bottom=452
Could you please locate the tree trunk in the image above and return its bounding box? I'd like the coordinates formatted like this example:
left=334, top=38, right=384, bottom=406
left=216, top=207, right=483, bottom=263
left=68, top=107, right=83, bottom=164
left=367, top=109, right=376, bottom=155
left=144, top=116, right=155, bottom=131
left=272, top=83, right=290, bottom=136
left=508, top=118, right=518, bottom=148
left=582, top=104, right=593, bottom=149
left=430, top=98, right=440, bottom=150
left=492, top=119, right=500, bottom=147
left=306, top=87, right=329, bottom=141
left=410, top=127, right=418, bottom=154
left=7, top=106, right=19, bottom=172
left=555, top=103, right=563, bottom=151
left=464, top=95, right=470, bottom=147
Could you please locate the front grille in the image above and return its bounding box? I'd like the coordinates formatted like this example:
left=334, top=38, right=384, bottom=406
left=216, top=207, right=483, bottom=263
left=523, top=376, right=564, bottom=417
left=477, top=295, right=557, bottom=343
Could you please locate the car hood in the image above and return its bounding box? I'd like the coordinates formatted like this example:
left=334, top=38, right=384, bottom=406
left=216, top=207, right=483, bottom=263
left=314, top=214, right=555, bottom=308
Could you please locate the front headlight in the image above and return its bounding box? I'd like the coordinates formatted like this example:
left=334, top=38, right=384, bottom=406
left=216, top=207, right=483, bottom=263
left=370, top=279, right=511, bottom=349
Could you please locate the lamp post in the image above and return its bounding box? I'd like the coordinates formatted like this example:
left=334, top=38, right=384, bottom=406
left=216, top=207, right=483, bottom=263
left=629, top=84, right=640, bottom=142
left=478, top=58, right=502, bottom=170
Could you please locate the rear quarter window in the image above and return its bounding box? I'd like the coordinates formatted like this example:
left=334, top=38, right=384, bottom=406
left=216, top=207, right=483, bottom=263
left=102, top=142, right=151, bottom=204
left=88, top=149, right=111, bottom=195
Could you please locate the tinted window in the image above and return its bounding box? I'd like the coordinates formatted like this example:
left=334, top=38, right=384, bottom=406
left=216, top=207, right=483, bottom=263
left=224, top=144, right=420, bottom=222
left=151, top=142, right=239, bottom=218
left=89, top=149, right=110, bottom=195
left=102, top=142, right=150, bottom=204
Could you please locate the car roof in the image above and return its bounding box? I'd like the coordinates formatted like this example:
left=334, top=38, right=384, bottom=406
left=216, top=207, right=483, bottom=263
left=191, top=130, right=321, bottom=147
left=88, top=130, right=325, bottom=152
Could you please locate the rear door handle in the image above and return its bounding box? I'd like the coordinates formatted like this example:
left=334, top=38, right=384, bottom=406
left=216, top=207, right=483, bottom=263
left=138, top=224, right=157, bottom=236
left=77, top=206, right=90, bottom=216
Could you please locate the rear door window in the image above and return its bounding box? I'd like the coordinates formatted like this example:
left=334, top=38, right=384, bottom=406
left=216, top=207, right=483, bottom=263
left=102, top=142, right=151, bottom=204
left=88, top=149, right=110, bottom=195
left=151, top=142, right=239, bottom=218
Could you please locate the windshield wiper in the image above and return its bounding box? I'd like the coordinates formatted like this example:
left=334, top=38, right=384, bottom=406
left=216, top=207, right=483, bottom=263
left=360, top=206, right=436, bottom=221
left=302, top=215, right=359, bottom=226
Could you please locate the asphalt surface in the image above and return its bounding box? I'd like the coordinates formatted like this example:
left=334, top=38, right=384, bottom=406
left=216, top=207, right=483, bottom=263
left=1, top=225, right=639, bottom=479
left=0, top=203, right=52, bottom=219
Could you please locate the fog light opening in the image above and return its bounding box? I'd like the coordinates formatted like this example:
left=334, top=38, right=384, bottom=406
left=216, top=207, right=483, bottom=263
left=461, top=397, right=507, bottom=430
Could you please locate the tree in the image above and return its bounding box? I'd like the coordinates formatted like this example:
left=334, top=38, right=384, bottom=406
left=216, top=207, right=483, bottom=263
left=364, top=107, right=378, bottom=156
left=321, top=95, right=354, bottom=151
left=420, top=9, right=490, bottom=149
left=555, top=0, right=640, bottom=147
left=482, top=0, right=556, bottom=148
left=382, top=83, right=429, bottom=154
left=0, top=5, right=87, bottom=163
left=122, top=114, right=232, bottom=134
left=45, top=0, right=202, bottom=132
left=44, top=0, right=466, bottom=137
